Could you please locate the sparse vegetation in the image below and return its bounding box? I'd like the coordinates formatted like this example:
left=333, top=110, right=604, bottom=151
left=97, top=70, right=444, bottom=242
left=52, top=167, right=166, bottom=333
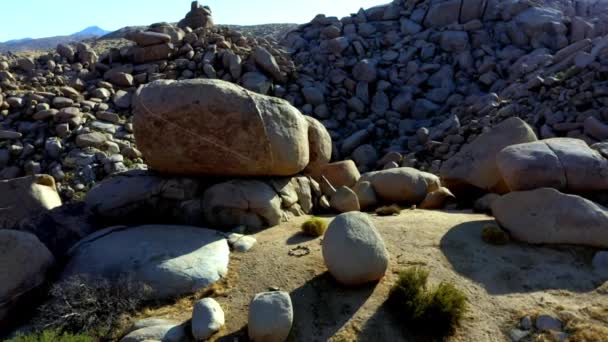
left=6, top=330, right=94, bottom=342
left=301, top=217, right=328, bottom=237
left=32, top=276, right=151, bottom=340
left=375, top=204, right=401, bottom=216
left=481, top=224, right=510, bottom=245
left=387, top=267, right=467, bottom=337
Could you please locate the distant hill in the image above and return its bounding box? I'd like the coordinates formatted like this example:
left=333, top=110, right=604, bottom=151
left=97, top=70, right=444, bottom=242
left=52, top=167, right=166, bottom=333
left=0, top=26, right=110, bottom=53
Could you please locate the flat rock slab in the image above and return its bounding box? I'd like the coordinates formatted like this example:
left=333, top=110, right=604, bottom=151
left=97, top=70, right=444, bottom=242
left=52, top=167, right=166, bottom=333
left=63, top=225, right=230, bottom=299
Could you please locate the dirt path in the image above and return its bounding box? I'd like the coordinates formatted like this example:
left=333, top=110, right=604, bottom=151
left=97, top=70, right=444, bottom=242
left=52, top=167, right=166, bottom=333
left=140, top=210, right=608, bottom=341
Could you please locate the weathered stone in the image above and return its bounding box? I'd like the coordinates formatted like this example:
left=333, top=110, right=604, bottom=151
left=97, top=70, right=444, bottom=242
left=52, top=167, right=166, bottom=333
left=133, top=79, right=311, bottom=176
left=440, top=117, right=538, bottom=193
left=248, top=291, right=293, bottom=342
left=492, top=188, right=608, bottom=248
left=0, top=230, right=54, bottom=321
left=359, top=167, right=441, bottom=204
left=497, top=138, right=608, bottom=193
left=0, top=175, right=62, bottom=229
left=63, top=225, right=230, bottom=299
left=322, top=212, right=389, bottom=286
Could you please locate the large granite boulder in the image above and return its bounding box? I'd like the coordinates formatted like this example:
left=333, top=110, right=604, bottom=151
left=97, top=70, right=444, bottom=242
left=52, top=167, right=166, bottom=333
left=358, top=167, right=441, bottom=204
left=133, top=79, right=322, bottom=177
left=0, top=175, right=62, bottom=229
left=0, top=230, right=54, bottom=321
left=497, top=138, right=608, bottom=192
left=303, top=116, right=332, bottom=178
left=63, top=225, right=230, bottom=299
left=492, top=188, right=608, bottom=248
left=440, top=117, right=538, bottom=193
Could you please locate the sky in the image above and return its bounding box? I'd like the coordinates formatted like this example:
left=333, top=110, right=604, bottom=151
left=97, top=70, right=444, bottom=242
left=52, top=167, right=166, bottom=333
left=0, top=0, right=389, bottom=42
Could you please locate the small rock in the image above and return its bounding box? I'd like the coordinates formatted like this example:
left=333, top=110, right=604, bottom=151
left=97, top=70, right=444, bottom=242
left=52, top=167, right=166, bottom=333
left=192, top=298, right=225, bottom=341
left=535, top=314, right=563, bottom=332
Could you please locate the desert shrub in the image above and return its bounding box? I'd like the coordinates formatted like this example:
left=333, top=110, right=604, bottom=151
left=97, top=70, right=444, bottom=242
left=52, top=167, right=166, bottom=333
left=375, top=204, right=401, bottom=216
left=301, top=217, right=328, bottom=237
left=6, top=329, right=94, bottom=342
left=387, top=267, right=467, bottom=337
left=32, top=275, right=151, bottom=340
left=481, top=224, right=510, bottom=245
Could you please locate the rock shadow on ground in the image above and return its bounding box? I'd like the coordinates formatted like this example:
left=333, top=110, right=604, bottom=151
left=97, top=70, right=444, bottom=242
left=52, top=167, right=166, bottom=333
left=439, top=220, right=604, bottom=294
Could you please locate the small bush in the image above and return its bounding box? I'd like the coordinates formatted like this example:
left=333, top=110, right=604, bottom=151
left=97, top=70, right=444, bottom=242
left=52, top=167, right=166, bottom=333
left=481, top=224, right=510, bottom=245
left=301, top=217, right=328, bottom=237
left=7, top=329, right=94, bottom=342
left=32, top=275, right=151, bottom=340
left=375, top=204, right=401, bottom=216
left=387, top=267, right=467, bottom=337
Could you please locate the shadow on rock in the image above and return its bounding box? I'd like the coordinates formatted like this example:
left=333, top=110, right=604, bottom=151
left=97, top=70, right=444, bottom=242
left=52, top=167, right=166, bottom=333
left=288, top=272, right=376, bottom=341
left=440, top=220, right=603, bottom=295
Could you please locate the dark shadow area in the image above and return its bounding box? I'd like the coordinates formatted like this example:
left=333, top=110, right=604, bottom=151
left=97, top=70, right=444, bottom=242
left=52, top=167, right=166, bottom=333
left=286, top=231, right=320, bottom=245
left=216, top=325, right=249, bottom=342
left=287, top=272, right=376, bottom=342
left=440, top=220, right=604, bottom=295
left=359, top=300, right=449, bottom=342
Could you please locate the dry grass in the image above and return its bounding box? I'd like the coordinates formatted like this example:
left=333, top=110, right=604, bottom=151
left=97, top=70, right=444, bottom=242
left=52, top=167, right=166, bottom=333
left=567, top=323, right=608, bottom=342
left=301, top=216, right=328, bottom=237
left=481, top=224, right=510, bottom=245
left=375, top=204, right=401, bottom=216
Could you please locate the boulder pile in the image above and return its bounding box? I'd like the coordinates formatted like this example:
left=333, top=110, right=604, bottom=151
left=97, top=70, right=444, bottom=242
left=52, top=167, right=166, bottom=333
left=281, top=0, right=608, bottom=175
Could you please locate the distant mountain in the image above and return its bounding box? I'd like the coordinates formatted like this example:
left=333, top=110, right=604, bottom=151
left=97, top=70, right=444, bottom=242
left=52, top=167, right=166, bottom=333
left=0, top=26, right=110, bottom=53
left=73, top=26, right=110, bottom=37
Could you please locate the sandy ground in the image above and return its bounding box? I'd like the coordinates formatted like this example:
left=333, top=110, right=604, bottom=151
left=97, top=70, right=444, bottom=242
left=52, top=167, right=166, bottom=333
left=139, top=210, right=608, bottom=341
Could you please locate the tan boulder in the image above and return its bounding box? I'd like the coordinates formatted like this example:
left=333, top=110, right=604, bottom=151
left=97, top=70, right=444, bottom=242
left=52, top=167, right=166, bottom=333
left=0, top=175, right=62, bottom=229
left=330, top=186, right=360, bottom=213
left=359, top=167, right=440, bottom=204
left=303, top=116, right=332, bottom=179
left=133, top=79, right=310, bottom=176
left=131, top=43, right=174, bottom=63
left=1, top=230, right=54, bottom=321
left=352, top=181, right=378, bottom=210
left=497, top=138, right=608, bottom=192
left=492, top=188, right=608, bottom=248
left=202, top=180, right=283, bottom=229
left=320, top=160, right=360, bottom=188
left=419, top=187, right=455, bottom=209
left=440, top=117, right=537, bottom=193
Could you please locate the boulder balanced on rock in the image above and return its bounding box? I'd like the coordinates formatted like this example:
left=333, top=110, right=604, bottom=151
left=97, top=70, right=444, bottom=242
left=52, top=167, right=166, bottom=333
left=133, top=79, right=331, bottom=177
left=178, top=1, right=214, bottom=30
left=497, top=138, right=608, bottom=193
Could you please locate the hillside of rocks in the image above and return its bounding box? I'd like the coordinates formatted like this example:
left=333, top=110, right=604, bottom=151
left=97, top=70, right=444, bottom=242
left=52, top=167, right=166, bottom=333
left=1, top=0, right=608, bottom=341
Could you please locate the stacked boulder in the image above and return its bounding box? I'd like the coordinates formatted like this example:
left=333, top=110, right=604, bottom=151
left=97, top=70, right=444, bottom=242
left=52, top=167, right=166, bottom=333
left=0, top=3, right=295, bottom=201
left=86, top=78, right=331, bottom=229
left=440, top=116, right=608, bottom=247
left=178, top=1, right=214, bottom=30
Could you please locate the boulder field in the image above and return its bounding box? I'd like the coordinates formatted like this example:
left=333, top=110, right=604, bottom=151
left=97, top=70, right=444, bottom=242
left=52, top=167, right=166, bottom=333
left=1, top=0, right=608, bottom=340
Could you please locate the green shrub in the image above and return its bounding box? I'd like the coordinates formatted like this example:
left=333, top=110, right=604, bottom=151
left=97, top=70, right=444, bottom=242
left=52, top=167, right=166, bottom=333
left=375, top=204, right=401, bottom=216
left=387, top=267, right=467, bottom=337
left=301, top=217, right=328, bottom=237
left=481, top=224, right=510, bottom=245
left=7, top=329, right=94, bottom=342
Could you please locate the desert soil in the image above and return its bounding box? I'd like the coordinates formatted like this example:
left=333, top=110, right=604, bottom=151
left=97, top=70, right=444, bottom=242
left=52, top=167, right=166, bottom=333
left=137, top=210, right=608, bottom=341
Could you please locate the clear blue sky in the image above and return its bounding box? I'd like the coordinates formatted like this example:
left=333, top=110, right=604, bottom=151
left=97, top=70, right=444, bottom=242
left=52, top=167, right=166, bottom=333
left=0, top=0, right=389, bottom=42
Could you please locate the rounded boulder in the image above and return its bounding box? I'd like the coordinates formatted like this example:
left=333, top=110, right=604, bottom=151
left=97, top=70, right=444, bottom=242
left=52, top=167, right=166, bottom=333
left=322, top=212, right=389, bottom=286
left=133, top=79, right=311, bottom=176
